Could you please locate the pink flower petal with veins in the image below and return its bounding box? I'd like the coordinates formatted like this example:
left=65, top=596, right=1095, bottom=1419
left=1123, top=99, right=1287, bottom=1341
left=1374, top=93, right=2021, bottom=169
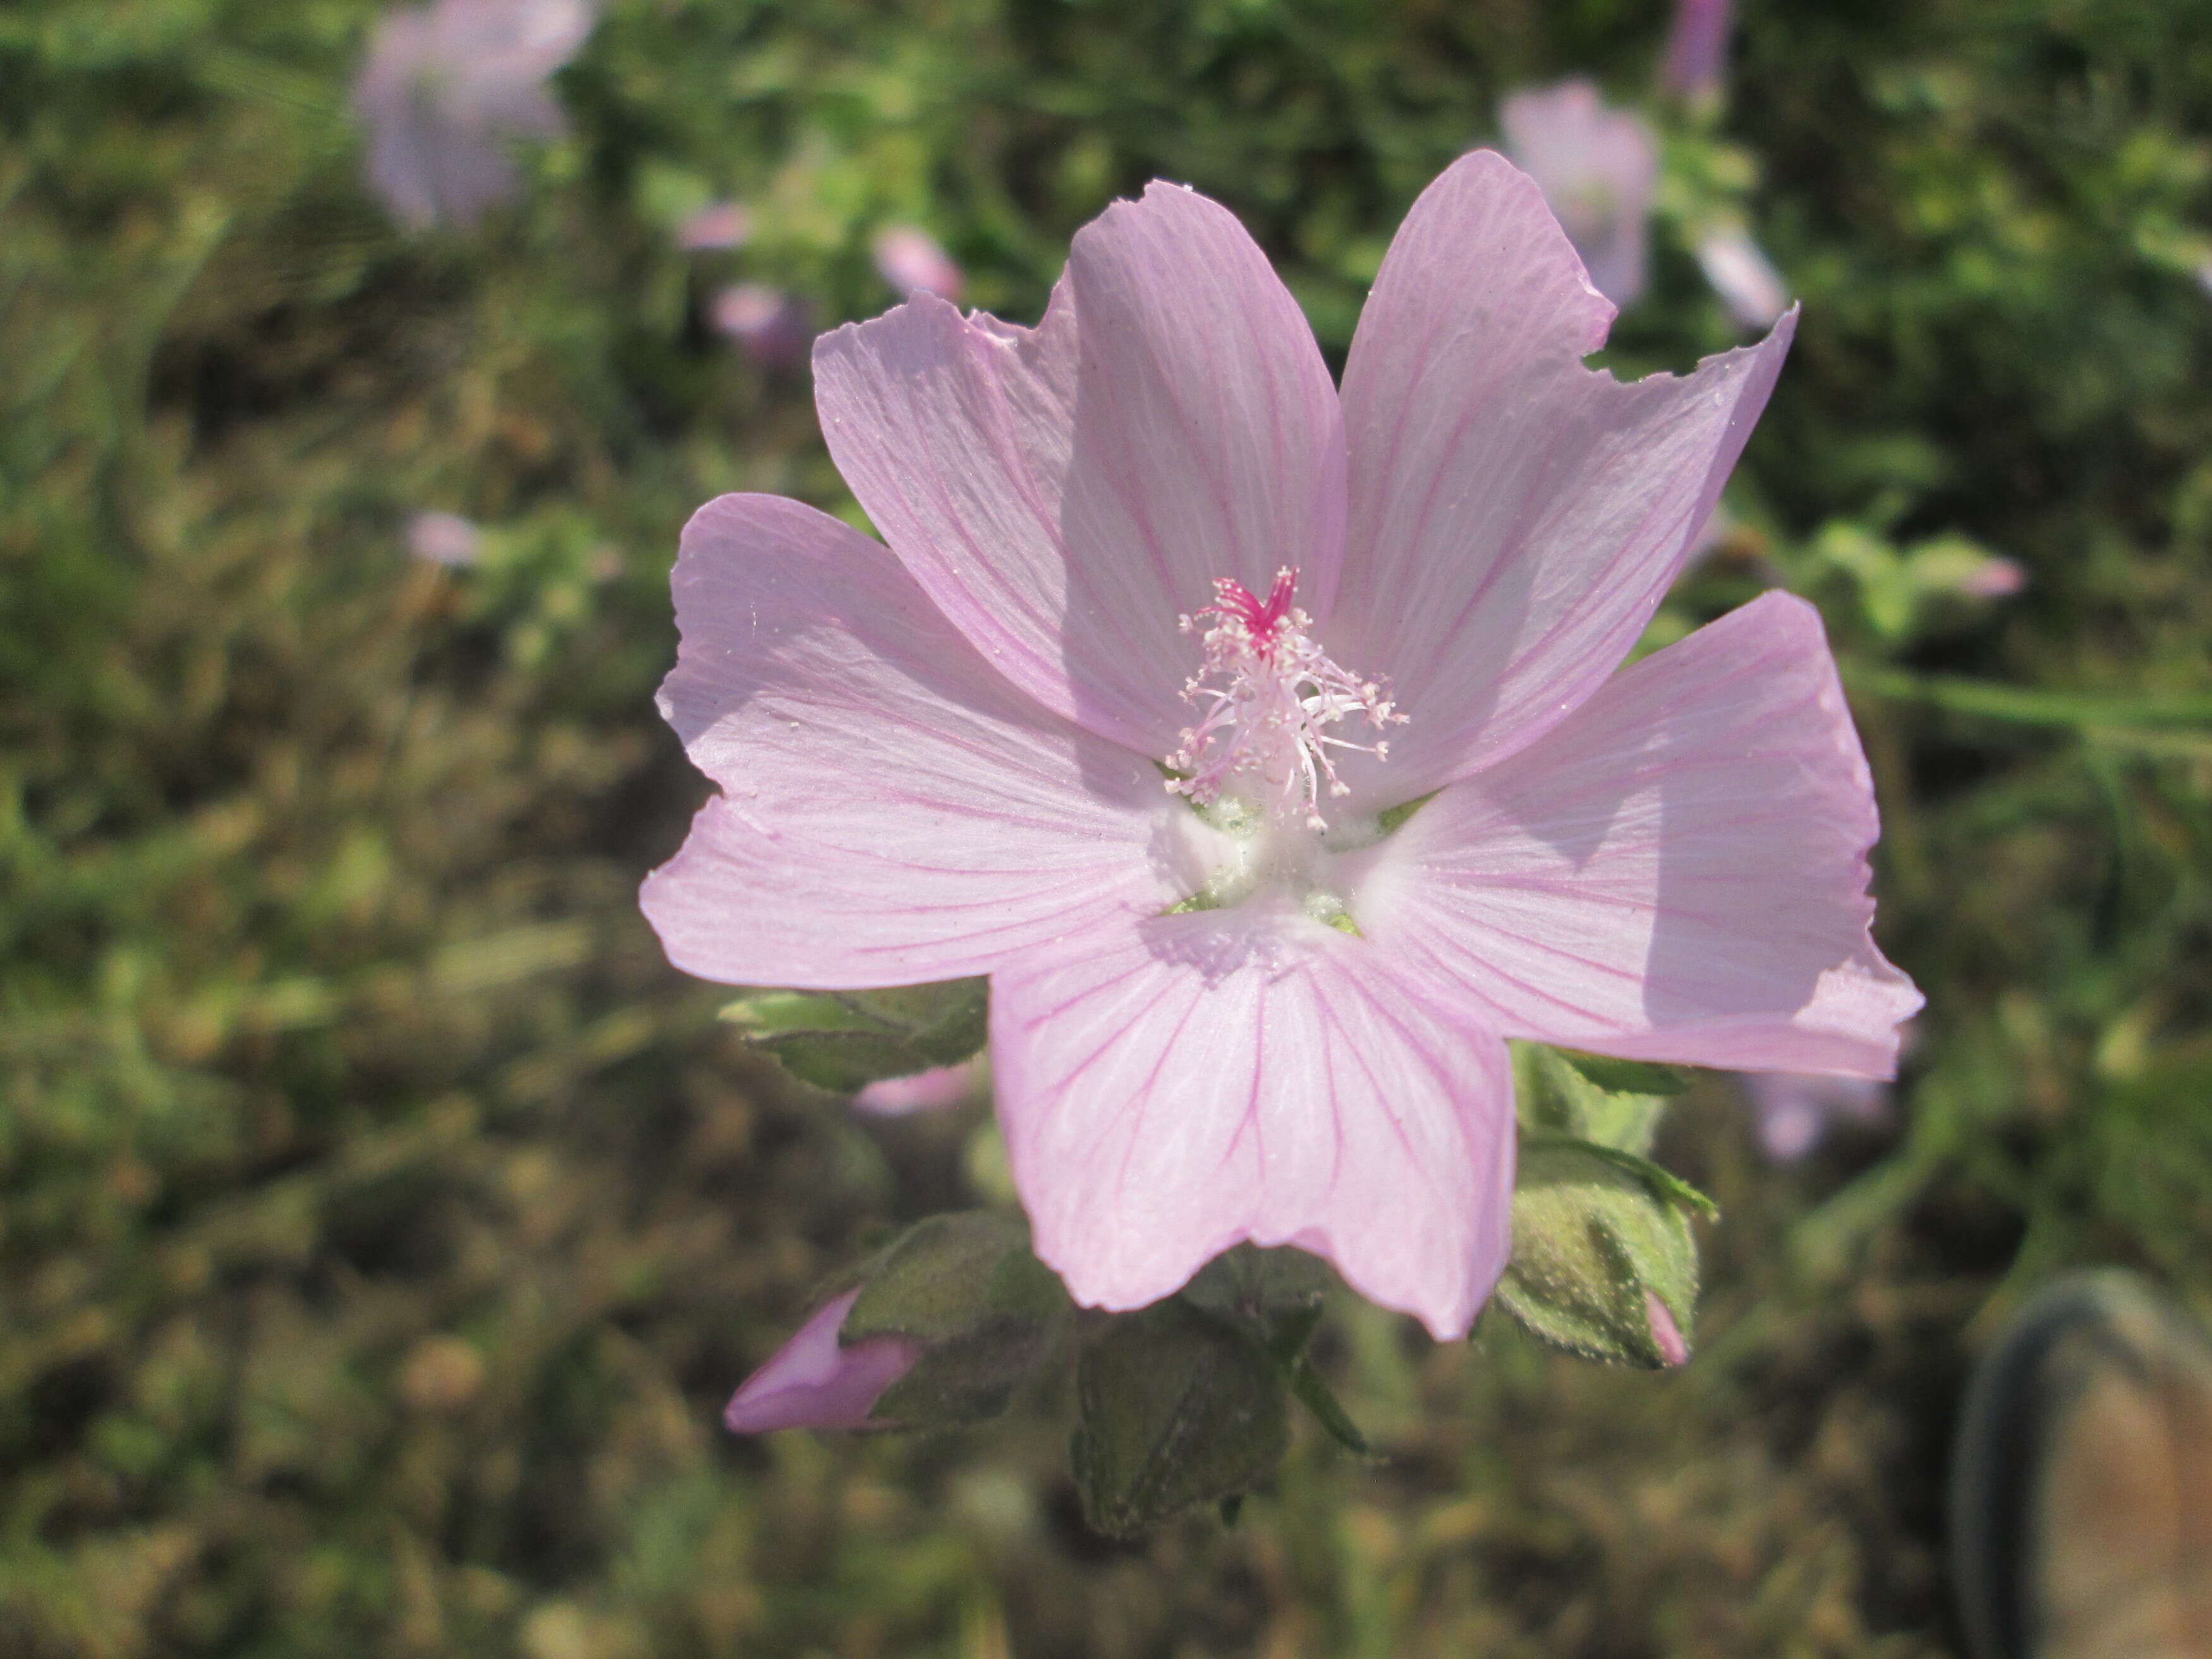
left=724, top=1288, right=920, bottom=1433
left=1328, top=154, right=1795, bottom=811
left=1349, top=591, right=1922, bottom=1076
left=991, top=905, right=1514, bottom=1340
left=813, top=181, right=1346, bottom=756
left=640, top=494, right=1181, bottom=990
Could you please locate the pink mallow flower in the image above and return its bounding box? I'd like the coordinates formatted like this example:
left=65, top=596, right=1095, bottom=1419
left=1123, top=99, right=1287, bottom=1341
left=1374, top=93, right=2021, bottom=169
left=723, top=1287, right=921, bottom=1432
left=1499, top=80, right=1658, bottom=309
left=353, top=0, right=595, bottom=231
left=642, top=154, right=1922, bottom=1340
left=873, top=226, right=964, bottom=302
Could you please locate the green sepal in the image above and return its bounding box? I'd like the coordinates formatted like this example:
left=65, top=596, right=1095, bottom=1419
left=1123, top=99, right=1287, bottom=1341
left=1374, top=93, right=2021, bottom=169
left=1184, top=1245, right=1371, bottom=1456
left=839, top=1212, right=1072, bottom=1430
left=1493, top=1133, right=1709, bottom=1370
left=1511, top=1042, right=1689, bottom=1158
left=1556, top=1050, right=1689, bottom=1098
left=1375, top=791, right=1439, bottom=836
left=718, top=979, right=987, bottom=1092
left=1070, top=1299, right=1290, bottom=1540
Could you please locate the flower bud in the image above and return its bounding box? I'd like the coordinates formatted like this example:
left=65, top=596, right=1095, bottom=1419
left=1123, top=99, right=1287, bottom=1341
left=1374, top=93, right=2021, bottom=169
left=726, top=1213, right=1072, bottom=1435
left=724, top=1288, right=921, bottom=1432
left=1493, top=1136, right=1707, bottom=1370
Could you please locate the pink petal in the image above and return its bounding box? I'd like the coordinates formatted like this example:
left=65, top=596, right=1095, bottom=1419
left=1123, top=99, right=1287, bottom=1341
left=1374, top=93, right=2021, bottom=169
left=812, top=181, right=1346, bottom=755
left=990, top=906, right=1514, bottom=1340
left=724, top=1288, right=921, bottom=1433
left=1328, top=150, right=1795, bottom=810
left=640, top=494, right=1183, bottom=989
left=1351, top=591, right=1922, bottom=1076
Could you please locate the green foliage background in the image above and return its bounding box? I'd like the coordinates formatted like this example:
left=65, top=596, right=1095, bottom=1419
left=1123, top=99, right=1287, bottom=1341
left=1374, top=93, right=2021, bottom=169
left=4, top=0, right=2211, bottom=1653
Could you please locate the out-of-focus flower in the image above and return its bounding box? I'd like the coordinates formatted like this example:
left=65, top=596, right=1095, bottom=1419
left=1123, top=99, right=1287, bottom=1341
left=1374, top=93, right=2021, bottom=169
left=1660, top=0, right=1734, bottom=107
left=1957, top=556, right=2027, bottom=599
left=1695, top=224, right=1791, bottom=331
left=1744, top=1071, right=1889, bottom=1161
left=353, top=0, right=596, bottom=231
left=854, top=1060, right=985, bottom=1116
left=722, top=1288, right=921, bottom=1432
left=872, top=226, right=963, bottom=301
left=676, top=201, right=751, bottom=252
left=407, top=510, right=482, bottom=567
left=643, top=154, right=1919, bottom=1340
left=1499, top=80, right=1658, bottom=308
left=710, top=283, right=813, bottom=370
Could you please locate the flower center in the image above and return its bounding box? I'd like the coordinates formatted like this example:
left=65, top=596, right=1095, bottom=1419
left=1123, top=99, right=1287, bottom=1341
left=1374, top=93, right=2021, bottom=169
left=1164, top=568, right=1404, bottom=833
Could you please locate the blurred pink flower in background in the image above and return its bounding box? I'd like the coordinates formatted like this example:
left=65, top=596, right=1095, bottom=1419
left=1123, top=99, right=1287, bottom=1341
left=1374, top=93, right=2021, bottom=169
left=872, top=226, right=963, bottom=301
left=722, top=1288, right=920, bottom=1432
left=406, top=510, right=482, bottom=567
left=710, top=283, right=814, bottom=370
left=1696, top=224, right=1791, bottom=331
left=1744, top=1071, right=1890, bottom=1161
left=676, top=201, right=752, bottom=252
left=1661, top=0, right=1735, bottom=106
left=354, top=0, right=596, bottom=231
left=852, top=1060, right=985, bottom=1116
left=1499, top=80, right=1658, bottom=308
left=1957, top=556, right=2027, bottom=599
left=643, top=154, right=1919, bottom=1340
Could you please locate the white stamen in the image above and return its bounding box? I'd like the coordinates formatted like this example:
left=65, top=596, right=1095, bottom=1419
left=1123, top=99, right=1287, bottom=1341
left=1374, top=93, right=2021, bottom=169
left=1164, top=568, right=1404, bottom=832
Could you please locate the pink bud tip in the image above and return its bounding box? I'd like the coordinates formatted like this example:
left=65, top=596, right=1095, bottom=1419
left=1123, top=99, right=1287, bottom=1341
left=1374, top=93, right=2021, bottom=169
left=1645, top=1289, right=1689, bottom=1368
left=853, top=1060, right=981, bottom=1116
left=723, top=1287, right=922, bottom=1433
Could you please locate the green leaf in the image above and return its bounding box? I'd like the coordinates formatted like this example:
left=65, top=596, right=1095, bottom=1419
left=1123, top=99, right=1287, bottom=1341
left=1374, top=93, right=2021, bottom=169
left=1375, top=791, right=1440, bottom=836
left=1511, top=1043, right=1686, bottom=1157
left=718, top=978, right=987, bottom=1091
left=1493, top=1134, right=1706, bottom=1370
left=1070, top=1300, right=1290, bottom=1539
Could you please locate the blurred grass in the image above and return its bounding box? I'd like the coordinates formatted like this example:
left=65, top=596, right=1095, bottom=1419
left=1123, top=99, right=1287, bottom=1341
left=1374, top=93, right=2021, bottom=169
left=3, top=0, right=2211, bottom=1654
